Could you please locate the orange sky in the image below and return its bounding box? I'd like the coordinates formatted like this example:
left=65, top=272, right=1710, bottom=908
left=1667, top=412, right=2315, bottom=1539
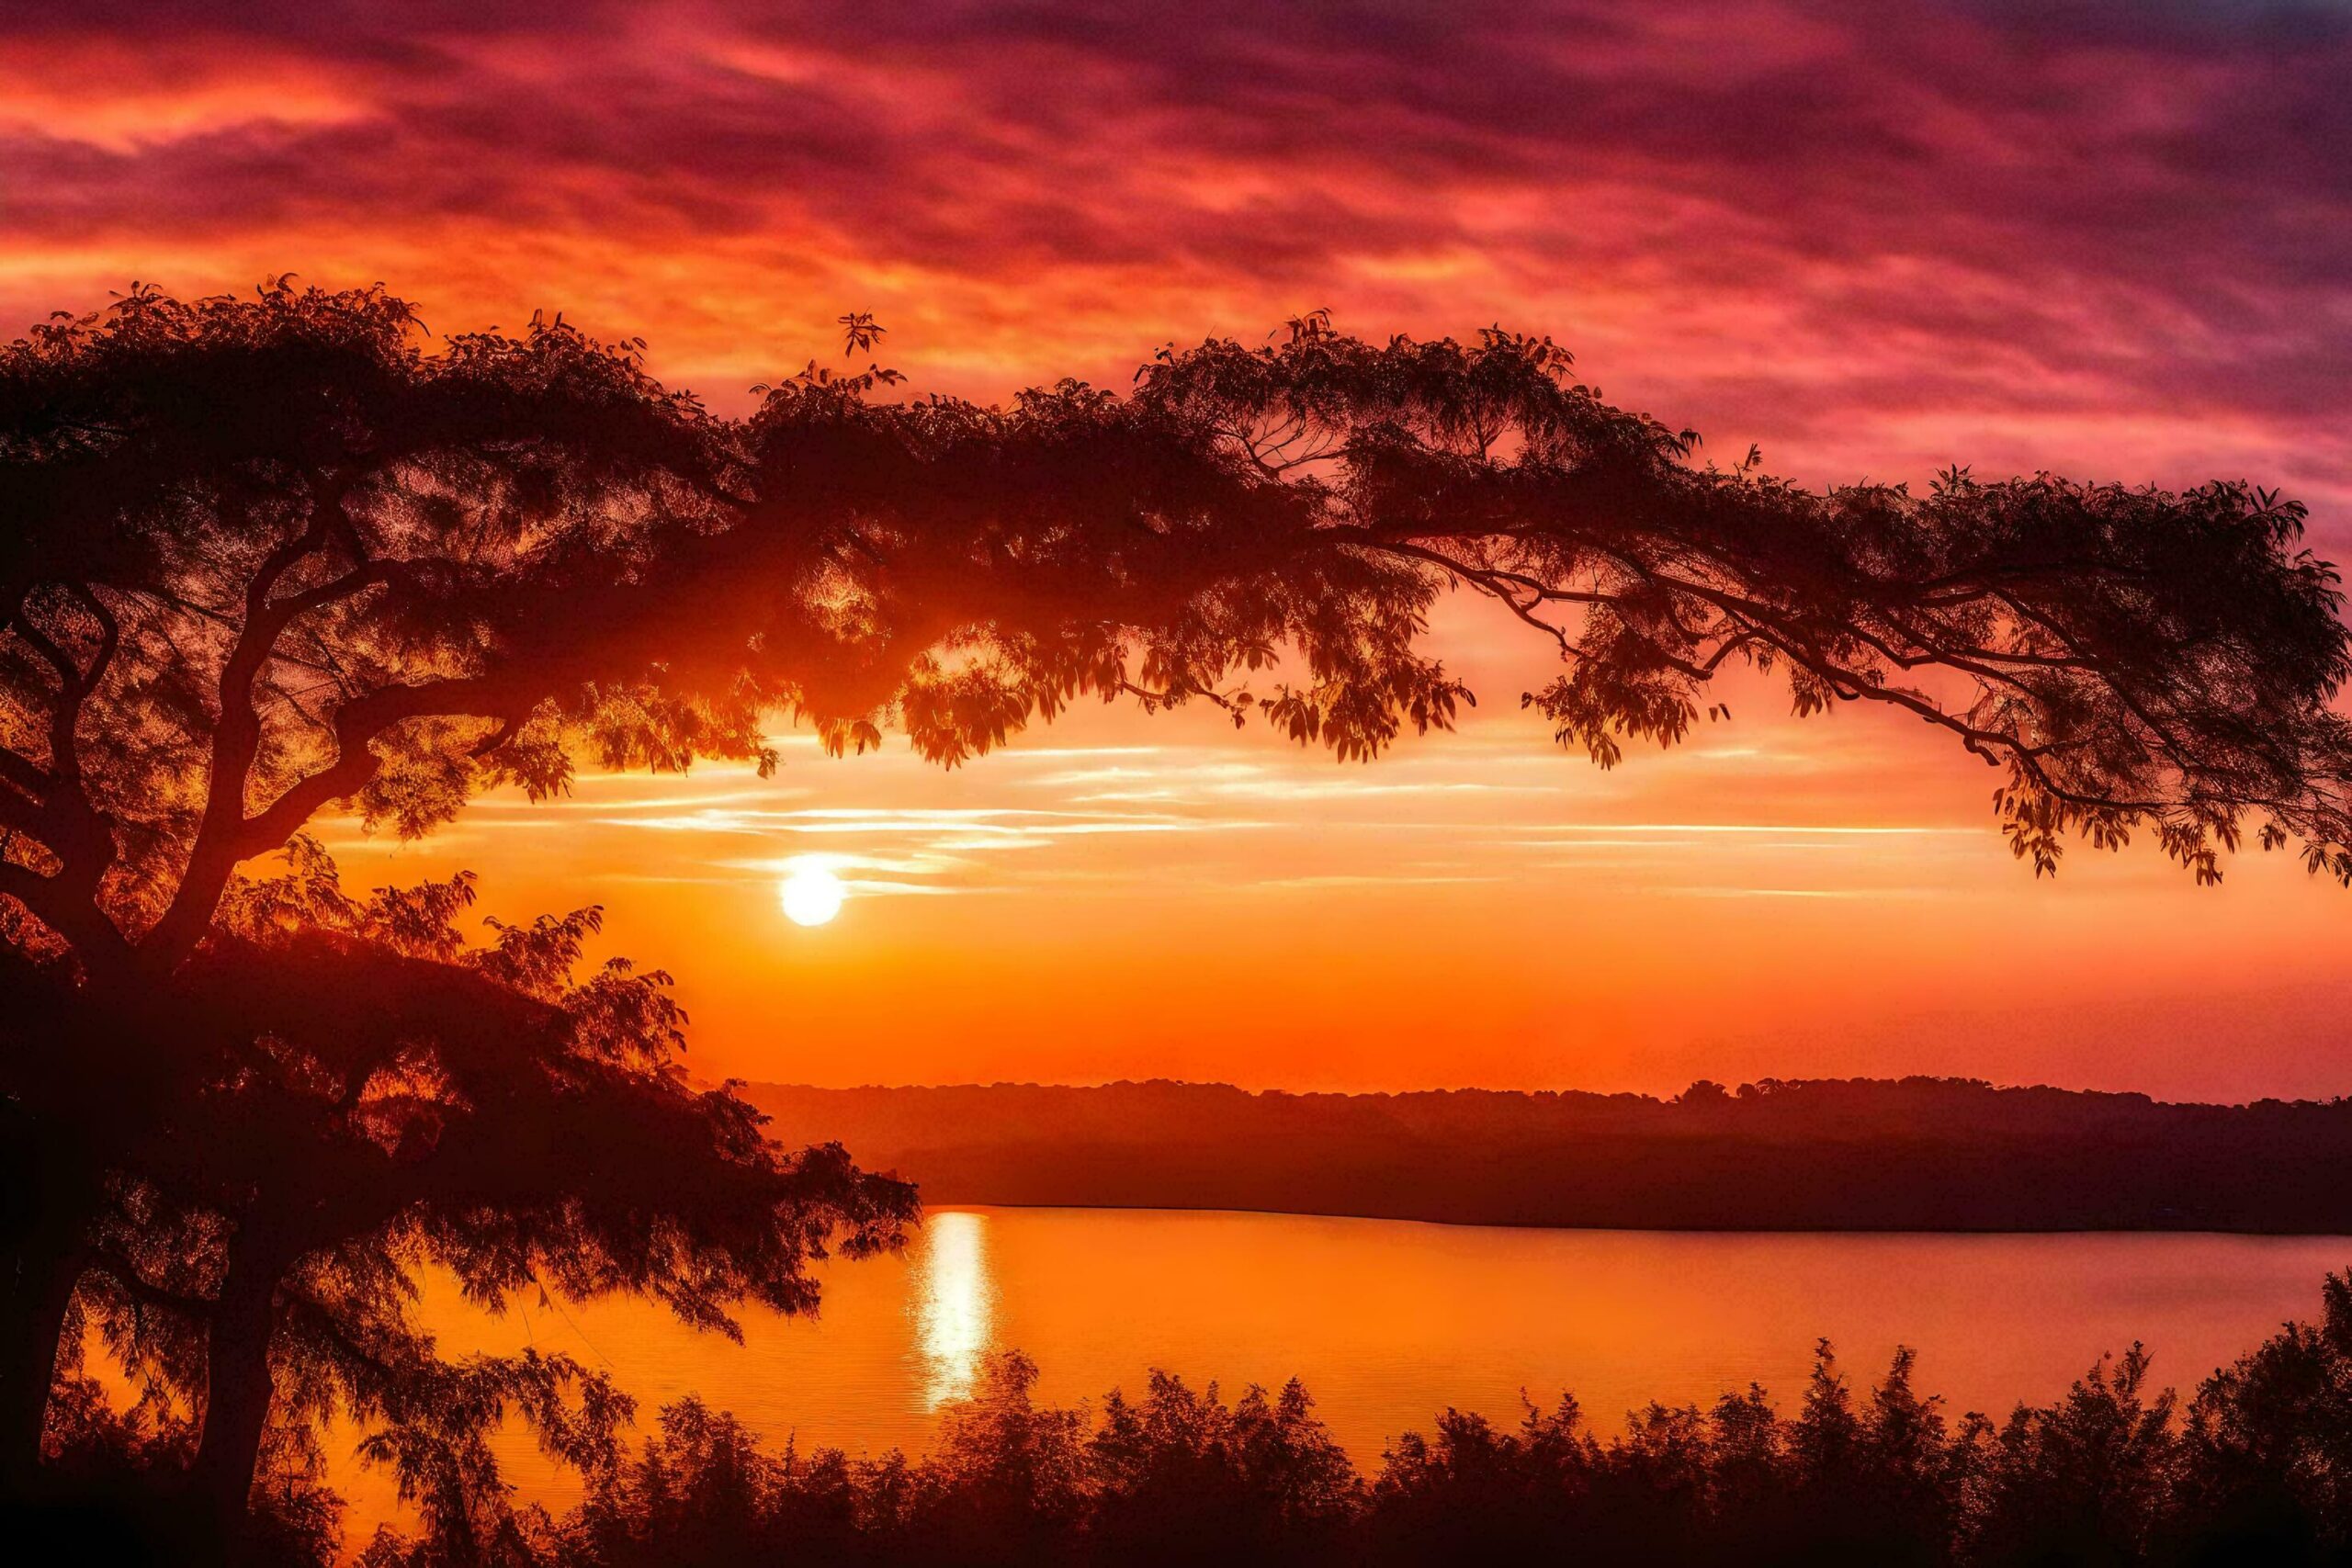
left=12, top=0, right=2352, bottom=1098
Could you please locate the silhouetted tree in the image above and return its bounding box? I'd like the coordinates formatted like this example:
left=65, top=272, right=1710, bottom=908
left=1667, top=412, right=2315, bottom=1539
left=1, top=280, right=740, bottom=1513
left=1083, top=1370, right=1358, bottom=1566
left=9, top=287, right=2348, bottom=982
left=8, top=281, right=2352, bottom=1549
left=39, top=839, right=911, bottom=1554
left=1972, top=1345, right=2181, bottom=1565
left=2174, top=1270, right=2352, bottom=1562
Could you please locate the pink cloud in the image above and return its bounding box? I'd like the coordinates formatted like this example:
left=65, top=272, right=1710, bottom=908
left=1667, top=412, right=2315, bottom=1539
left=3, top=4, right=2345, bottom=518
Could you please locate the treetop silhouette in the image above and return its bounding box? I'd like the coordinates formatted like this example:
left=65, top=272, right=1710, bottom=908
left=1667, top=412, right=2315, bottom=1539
left=5, top=282, right=2347, bottom=995
left=346, top=1270, right=2352, bottom=1568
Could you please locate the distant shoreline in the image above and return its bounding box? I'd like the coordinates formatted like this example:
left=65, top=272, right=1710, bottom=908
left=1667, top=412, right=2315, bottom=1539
left=741, top=1077, right=2352, bottom=1235
left=916, top=1199, right=2352, bottom=1239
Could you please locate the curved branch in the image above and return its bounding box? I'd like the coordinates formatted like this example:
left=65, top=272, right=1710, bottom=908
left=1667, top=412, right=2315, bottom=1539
left=145, top=674, right=533, bottom=969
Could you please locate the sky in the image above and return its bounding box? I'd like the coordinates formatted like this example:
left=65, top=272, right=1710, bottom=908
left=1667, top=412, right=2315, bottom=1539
left=7, top=0, right=2352, bottom=1098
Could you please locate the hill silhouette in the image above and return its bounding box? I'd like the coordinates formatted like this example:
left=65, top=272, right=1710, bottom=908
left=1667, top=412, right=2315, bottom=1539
left=741, top=1077, right=2352, bottom=1233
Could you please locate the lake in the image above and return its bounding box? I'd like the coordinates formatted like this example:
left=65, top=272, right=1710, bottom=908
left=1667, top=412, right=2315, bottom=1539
left=334, top=1209, right=2352, bottom=1543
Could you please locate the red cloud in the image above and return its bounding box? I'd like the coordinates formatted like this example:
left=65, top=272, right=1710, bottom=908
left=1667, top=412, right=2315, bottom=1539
left=4, top=0, right=2346, bottom=541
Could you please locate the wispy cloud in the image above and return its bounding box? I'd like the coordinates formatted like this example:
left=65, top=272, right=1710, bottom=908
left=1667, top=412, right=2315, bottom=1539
left=1249, top=873, right=1509, bottom=891
left=1661, top=885, right=1950, bottom=900
left=1503, top=823, right=1978, bottom=838
left=579, top=802, right=1276, bottom=897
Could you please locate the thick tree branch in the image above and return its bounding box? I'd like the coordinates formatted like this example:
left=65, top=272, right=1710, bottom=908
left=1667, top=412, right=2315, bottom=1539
left=146, top=674, right=533, bottom=969
left=78, top=1243, right=217, bottom=1319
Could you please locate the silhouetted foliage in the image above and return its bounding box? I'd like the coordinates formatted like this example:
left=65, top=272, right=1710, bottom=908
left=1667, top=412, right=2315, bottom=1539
left=17, top=840, right=912, bottom=1558
left=243, top=1267, right=2352, bottom=1567
left=6, top=285, right=2348, bottom=979
left=8, top=281, right=2352, bottom=1551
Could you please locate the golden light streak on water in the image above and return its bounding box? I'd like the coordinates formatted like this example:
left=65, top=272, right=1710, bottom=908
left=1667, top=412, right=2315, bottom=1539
left=910, top=1210, right=995, bottom=1407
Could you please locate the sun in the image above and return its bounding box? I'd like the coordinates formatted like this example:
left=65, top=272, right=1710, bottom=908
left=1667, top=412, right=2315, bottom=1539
left=779, top=863, right=847, bottom=927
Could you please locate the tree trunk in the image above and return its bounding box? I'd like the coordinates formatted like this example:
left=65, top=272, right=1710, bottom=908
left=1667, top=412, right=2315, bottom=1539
left=0, top=1211, right=84, bottom=1503
left=0, top=1129, right=102, bottom=1505
left=186, top=1250, right=279, bottom=1548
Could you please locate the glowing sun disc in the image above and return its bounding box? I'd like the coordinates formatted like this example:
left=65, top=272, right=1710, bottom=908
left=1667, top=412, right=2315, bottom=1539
left=780, top=865, right=846, bottom=927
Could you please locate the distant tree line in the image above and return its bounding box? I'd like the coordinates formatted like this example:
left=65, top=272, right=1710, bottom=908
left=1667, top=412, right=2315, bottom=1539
left=39, top=1266, right=2352, bottom=1567
left=748, top=1078, right=2352, bottom=1232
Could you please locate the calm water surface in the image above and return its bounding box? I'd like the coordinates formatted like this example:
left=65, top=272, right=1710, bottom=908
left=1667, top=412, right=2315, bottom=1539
left=334, top=1210, right=2352, bottom=1540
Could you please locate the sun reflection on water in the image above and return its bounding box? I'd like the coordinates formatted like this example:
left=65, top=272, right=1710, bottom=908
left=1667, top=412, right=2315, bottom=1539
left=911, top=1210, right=996, bottom=1407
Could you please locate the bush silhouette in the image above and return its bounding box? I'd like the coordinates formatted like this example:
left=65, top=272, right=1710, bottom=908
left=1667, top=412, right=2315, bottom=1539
left=274, top=1266, right=2352, bottom=1567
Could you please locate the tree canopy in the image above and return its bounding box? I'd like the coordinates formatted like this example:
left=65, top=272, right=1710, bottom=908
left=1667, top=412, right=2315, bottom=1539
left=6, top=284, right=2348, bottom=991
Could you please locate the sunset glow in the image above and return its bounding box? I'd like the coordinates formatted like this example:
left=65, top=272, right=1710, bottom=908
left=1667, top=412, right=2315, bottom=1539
left=7, top=0, right=2350, bottom=1099
left=19, top=5, right=2352, bottom=1562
